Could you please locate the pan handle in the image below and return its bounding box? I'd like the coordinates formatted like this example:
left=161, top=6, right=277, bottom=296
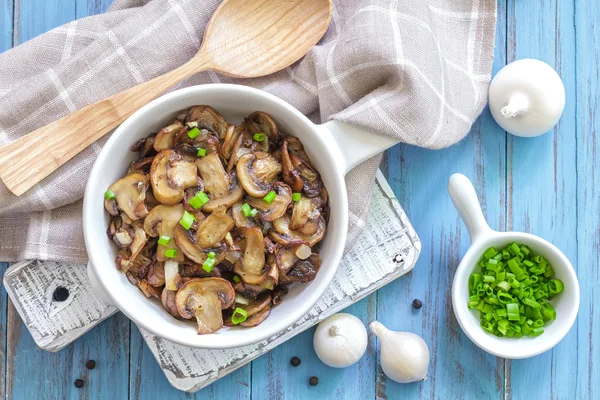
left=318, top=120, right=398, bottom=175
left=448, top=173, right=493, bottom=244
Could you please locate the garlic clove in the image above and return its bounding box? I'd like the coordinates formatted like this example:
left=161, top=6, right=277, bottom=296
left=370, top=321, right=430, bottom=384
left=313, top=313, right=368, bottom=368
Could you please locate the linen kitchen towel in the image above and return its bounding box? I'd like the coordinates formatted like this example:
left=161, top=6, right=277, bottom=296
left=0, top=0, right=496, bottom=262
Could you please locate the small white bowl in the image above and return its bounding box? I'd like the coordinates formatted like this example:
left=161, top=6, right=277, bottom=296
left=448, top=173, right=580, bottom=359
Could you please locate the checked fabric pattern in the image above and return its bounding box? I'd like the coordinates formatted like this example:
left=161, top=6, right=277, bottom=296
left=0, top=0, right=496, bottom=262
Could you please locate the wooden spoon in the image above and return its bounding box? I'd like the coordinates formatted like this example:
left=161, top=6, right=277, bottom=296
left=0, top=0, right=332, bottom=196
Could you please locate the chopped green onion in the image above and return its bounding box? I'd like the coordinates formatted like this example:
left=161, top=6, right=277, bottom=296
left=468, top=241, right=565, bottom=339
left=104, top=190, right=116, bottom=200
left=189, top=191, right=210, bottom=210
left=263, top=191, right=277, bottom=204
left=180, top=211, right=196, bottom=230
left=207, top=251, right=216, bottom=259
left=165, top=249, right=177, bottom=258
left=202, top=257, right=215, bottom=273
left=253, top=133, right=266, bottom=142
left=231, top=307, right=248, bottom=325
left=241, top=202, right=252, bottom=217
left=158, top=235, right=171, bottom=246
left=233, top=275, right=241, bottom=283
left=187, top=127, right=200, bottom=139
left=292, top=192, right=301, bottom=202
left=249, top=208, right=259, bottom=217
left=197, top=148, right=207, bottom=157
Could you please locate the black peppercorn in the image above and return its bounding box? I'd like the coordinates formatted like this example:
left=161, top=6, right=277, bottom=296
left=52, top=286, right=70, bottom=302
left=412, top=299, right=423, bottom=309
left=85, top=360, right=96, bottom=370
left=74, top=379, right=84, bottom=388
left=309, top=376, right=318, bottom=386
left=290, top=356, right=301, bottom=367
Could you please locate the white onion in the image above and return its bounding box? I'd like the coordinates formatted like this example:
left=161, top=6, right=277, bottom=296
left=164, top=260, right=179, bottom=291
left=488, top=59, right=565, bottom=137
left=313, top=313, right=368, bottom=368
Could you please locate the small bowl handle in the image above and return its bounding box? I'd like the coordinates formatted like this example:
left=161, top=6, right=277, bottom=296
left=448, top=173, right=492, bottom=244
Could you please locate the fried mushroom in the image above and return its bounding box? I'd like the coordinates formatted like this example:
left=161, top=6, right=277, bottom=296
left=236, top=152, right=282, bottom=197
left=150, top=150, right=198, bottom=205
left=104, top=173, right=149, bottom=220
left=175, top=278, right=235, bottom=334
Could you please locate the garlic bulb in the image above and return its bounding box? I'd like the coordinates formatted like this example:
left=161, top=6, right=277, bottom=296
left=488, top=58, right=565, bottom=137
left=370, top=321, right=429, bottom=383
left=313, top=313, right=368, bottom=368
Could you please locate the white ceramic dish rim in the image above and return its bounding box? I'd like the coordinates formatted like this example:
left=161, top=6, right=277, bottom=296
left=83, top=84, right=397, bottom=349
left=449, top=173, right=580, bottom=359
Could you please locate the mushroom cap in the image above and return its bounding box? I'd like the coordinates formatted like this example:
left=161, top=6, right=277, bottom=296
left=153, top=120, right=184, bottom=151
left=234, top=227, right=266, bottom=284
left=269, top=215, right=326, bottom=247
left=175, top=278, right=235, bottom=334
left=173, top=224, right=228, bottom=264
left=143, top=204, right=184, bottom=262
left=104, top=173, right=149, bottom=221
left=150, top=150, right=198, bottom=205
left=236, top=152, right=282, bottom=197
left=196, top=153, right=244, bottom=212
left=194, top=205, right=235, bottom=248
left=246, top=182, right=292, bottom=222
left=186, top=105, right=230, bottom=139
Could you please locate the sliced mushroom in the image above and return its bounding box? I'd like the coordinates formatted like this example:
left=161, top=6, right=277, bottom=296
left=222, top=124, right=244, bottom=161
left=281, top=139, right=304, bottom=193
left=128, top=157, right=154, bottom=175
left=243, top=293, right=272, bottom=317
left=105, top=173, right=149, bottom=220
left=129, top=221, right=148, bottom=260
left=153, top=120, right=184, bottom=151
left=150, top=150, right=198, bottom=205
left=196, top=153, right=244, bottom=211
left=226, top=131, right=253, bottom=173
left=244, top=111, right=281, bottom=143
left=161, top=288, right=181, bottom=319
left=147, top=261, right=166, bottom=287
left=231, top=201, right=256, bottom=229
left=173, top=224, right=228, bottom=264
left=270, top=215, right=326, bottom=247
left=280, top=253, right=321, bottom=284
left=246, top=182, right=292, bottom=222
left=233, top=280, right=269, bottom=298
left=236, top=152, right=282, bottom=197
left=274, top=244, right=300, bottom=275
left=137, top=279, right=162, bottom=299
left=143, top=204, right=184, bottom=262
left=285, top=136, right=310, bottom=162
left=241, top=305, right=271, bottom=327
left=194, top=205, right=234, bottom=248
left=185, top=105, right=230, bottom=139
left=132, top=134, right=157, bottom=159
left=289, top=195, right=318, bottom=230
left=234, top=227, right=266, bottom=284
left=272, top=286, right=289, bottom=306
left=175, top=278, right=235, bottom=334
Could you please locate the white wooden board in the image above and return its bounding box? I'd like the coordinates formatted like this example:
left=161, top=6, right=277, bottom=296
left=3, top=170, right=420, bottom=391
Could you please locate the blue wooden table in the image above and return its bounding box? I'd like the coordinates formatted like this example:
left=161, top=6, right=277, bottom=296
left=0, top=0, right=597, bottom=399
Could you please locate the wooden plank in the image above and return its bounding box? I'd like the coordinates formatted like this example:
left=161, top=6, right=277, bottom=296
left=75, top=0, right=111, bottom=18
left=130, top=328, right=252, bottom=399
left=14, top=0, right=76, bottom=45
left=379, top=2, right=508, bottom=398
left=250, top=296, right=377, bottom=400
left=575, top=0, right=600, bottom=398
left=506, top=0, right=578, bottom=398
left=0, top=0, right=13, bottom=51
left=5, top=2, right=129, bottom=400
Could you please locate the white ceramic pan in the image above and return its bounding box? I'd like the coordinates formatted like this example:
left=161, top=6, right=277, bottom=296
left=84, top=84, right=398, bottom=349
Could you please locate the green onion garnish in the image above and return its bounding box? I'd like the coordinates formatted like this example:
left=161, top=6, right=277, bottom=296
left=202, top=257, right=215, bottom=273
left=104, top=190, right=116, bottom=200
left=197, top=148, right=207, bottom=157
left=468, top=242, right=564, bottom=338
left=263, top=191, right=277, bottom=204
left=180, top=211, right=196, bottom=230
left=253, top=133, right=266, bottom=142
left=187, top=127, right=200, bottom=139
left=207, top=251, right=216, bottom=259
left=165, top=249, right=177, bottom=258
left=241, top=202, right=252, bottom=217
left=231, top=307, right=248, bottom=325
left=158, top=235, right=171, bottom=246
left=233, top=275, right=241, bottom=283
left=249, top=208, right=259, bottom=217
left=292, top=192, right=301, bottom=202
left=189, top=191, right=210, bottom=210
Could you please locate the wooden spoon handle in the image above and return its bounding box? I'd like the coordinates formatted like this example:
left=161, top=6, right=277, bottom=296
left=0, top=59, right=206, bottom=196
